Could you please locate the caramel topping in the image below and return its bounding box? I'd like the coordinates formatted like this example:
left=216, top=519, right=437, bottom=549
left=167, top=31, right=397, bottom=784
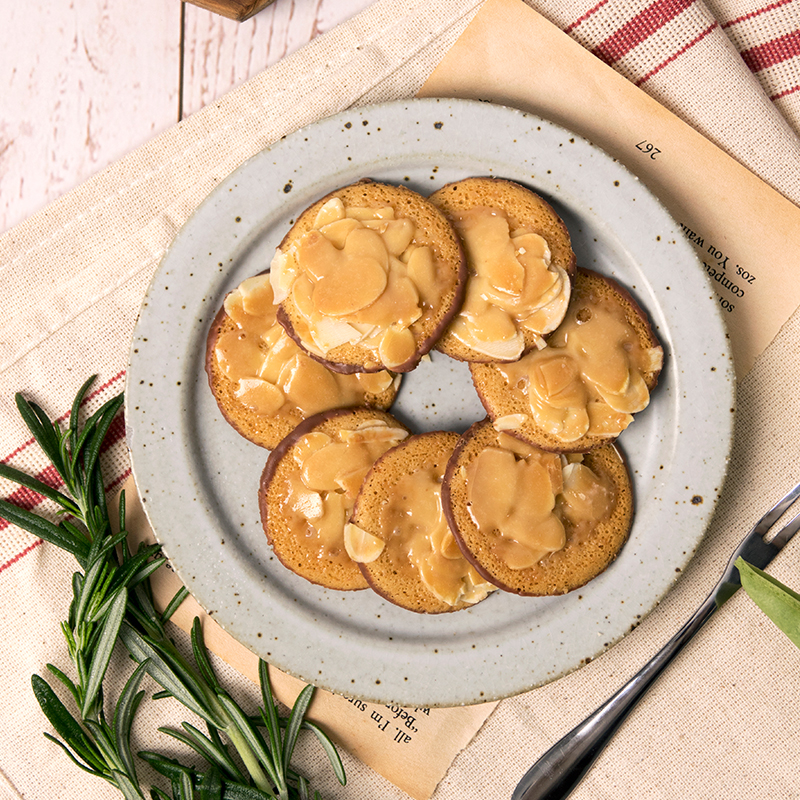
left=558, top=462, right=615, bottom=541
left=378, top=459, right=493, bottom=606
left=465, top=446, right=566, bottom=569
left=270, top=198, right=449, bottom=365
left=446, top=207, right=570, bottom=359
left=278, top=422, right=408, bottom=565
left=463, top=432, right=614, bottom=570
left=214, top=275, right=396, bottom=419
left=497, top=282, right=661, bottom=442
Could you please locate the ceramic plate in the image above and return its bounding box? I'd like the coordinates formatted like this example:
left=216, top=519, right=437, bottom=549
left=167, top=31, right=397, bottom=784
left=126, top=98, right=734, bottom=707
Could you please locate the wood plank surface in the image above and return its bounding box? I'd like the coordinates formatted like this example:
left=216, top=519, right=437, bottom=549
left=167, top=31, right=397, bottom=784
left=0, top=0, right=181, bottom=234
left=0, top=0, right=376, bottom=236
left=181, top=0, right=376, bottom=117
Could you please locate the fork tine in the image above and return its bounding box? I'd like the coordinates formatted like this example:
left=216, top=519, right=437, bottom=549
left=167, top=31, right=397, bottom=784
left=768, top=510, right=800, bottom=549
left=753, top=479, right=800, bottom=537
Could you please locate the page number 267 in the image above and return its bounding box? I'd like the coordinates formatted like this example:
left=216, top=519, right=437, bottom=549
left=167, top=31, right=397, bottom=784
left=636, top=140, right=661, bottom=159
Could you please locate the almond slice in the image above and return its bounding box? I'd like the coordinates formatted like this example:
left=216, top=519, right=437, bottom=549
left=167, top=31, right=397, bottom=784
left=233, top=378, right=285, bottom=416
left=343, top=522, right=385, bottom=563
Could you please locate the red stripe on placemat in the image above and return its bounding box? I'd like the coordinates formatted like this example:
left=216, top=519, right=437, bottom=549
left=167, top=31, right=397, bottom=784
left=741, top=29, right=800, bottom=72
left=564, top=0, right=610, bottom=34
left=0, top=410, right=127, bottom=533
left=722, top=0, right=795, bottom=28
left=0, top=538, right=44, bottom=575
left=635, top=22, right=718, bottom=84
left=107, top=467, right=133, bottom=496
left=0, top=371, right=131, bottom=573
left=0, top=466, right=133, bottom=575
left=772, top=82, right=800, bottom=99
left=1, top=370, right=126, bottom=464
left=591, top=0, right=696, bottom=65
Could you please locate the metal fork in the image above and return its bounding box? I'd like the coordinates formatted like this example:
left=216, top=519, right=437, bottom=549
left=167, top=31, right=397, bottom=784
left=513, top=479, right=800, bottom=800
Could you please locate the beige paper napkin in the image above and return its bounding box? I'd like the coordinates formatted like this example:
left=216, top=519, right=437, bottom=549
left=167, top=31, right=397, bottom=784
left=2, top=0, right=800, bottom=798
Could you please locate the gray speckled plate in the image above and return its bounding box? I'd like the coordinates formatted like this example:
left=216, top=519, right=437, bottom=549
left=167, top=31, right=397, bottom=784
left=126, top=98, right=735, bottom=707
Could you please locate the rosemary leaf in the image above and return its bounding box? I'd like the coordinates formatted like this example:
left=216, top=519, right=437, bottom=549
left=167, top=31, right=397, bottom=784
left=298, top=721, right=346, bottom=787
left=31, top=674, right=105, bottom=772
left=42, top=733, right=104, bottom=779
left=180, top=771, right=195, bottom=800
left=126, top=557, right=168, bottom=590
left=220, top=782, right=279, bottom=800
left=282, top=686, right=314, bottom=771
left=15, top=395, right=65, bottom=482
left=0, top=462, right=79, bottom=513
left=199, top=764, right=223, bottom=800
left=159, top=724, right=246, bottom=785
left=45, top=663, right=81, bottom=708
left=69, top=375, right=96, bottom=453
left=80, top=394, right=124, bottom=489
left=74, top=555, right=108, bottom=630
left=119, top=624, right=224, bottom=728
left=139, top=752, right=197, bottom=786
left=106, top=543, right=163, bottom=597
left=0, top=499, right=90, bottom=563
left=191, top=618, right=222, bottom=694
left=296, top=774, right=310, bottom=800
left=215, top=693, right=282, bottom=793
left=113, top=661, right=150, bottom=783
left=258, top=662, right=284, bottom=782
left=109, top=769, right=146, bottom=800
left=161, top=586, right=190, bottom=624
left=81, top=587, right=128, bottom=718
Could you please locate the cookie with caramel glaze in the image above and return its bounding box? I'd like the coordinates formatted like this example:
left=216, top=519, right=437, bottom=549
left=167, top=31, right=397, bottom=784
left=429, top=177, right=576, bottom=362
left=470, top=268, right=664, bottom=453
left=349, top=431, right=496, bottom=613
left=442, top=419, right=633, bottom=596
left=259, top=408, right=410, bottom=591
left=206, top=272, right=400, bottom=451
left=270, top=179, right=466, bottom=373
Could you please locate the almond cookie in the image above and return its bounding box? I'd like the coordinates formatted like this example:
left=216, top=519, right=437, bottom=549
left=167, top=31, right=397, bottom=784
left=206, top=273, right=399, bottom=450
left=471, top=268, right=663, bottom=452
left=429, top=177, right=575, bottom=362
left=259, top=408, right=409, bottom=591
left=349, top=431, right=495, bottom=613
left=442, top=419, right=633, bottom=596
left=270, top=179, right=466, bottom=373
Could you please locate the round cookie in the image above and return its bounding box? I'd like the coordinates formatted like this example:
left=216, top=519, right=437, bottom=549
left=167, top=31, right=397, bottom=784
left=470, top=267, right=664, bottom=453
left=206, top=272, right=400, bottom=450
left=349, top=431, right=495, bottom=613
left=442, top=419, right=633, bottom=596
left=270, top=179, right=466, bottom=373
left=259, top=408, right=409, bottom=591
left=429, top=176, right=576, bottom=362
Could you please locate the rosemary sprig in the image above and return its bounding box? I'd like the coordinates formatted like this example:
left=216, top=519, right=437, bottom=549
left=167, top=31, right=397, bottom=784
left=0, top=377, right=345, bottom=800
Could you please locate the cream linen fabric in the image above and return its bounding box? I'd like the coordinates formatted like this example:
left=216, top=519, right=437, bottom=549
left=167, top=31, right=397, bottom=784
left=2, top=0, right=800, bottom=798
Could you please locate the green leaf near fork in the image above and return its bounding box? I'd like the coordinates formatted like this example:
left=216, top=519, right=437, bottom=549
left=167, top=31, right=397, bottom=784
left=736, top=557, right=800, bottom=648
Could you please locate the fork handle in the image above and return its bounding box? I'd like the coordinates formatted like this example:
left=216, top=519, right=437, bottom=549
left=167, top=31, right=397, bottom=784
left=512, top=594, right=719, bottom=800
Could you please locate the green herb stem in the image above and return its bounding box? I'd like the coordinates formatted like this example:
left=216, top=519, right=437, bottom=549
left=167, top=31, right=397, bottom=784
left=0, top=378, right=345, bottom=800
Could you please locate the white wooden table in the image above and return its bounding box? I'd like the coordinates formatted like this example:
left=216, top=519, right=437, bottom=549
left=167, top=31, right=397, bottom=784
left=1, top=0, right=376, bottom=236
